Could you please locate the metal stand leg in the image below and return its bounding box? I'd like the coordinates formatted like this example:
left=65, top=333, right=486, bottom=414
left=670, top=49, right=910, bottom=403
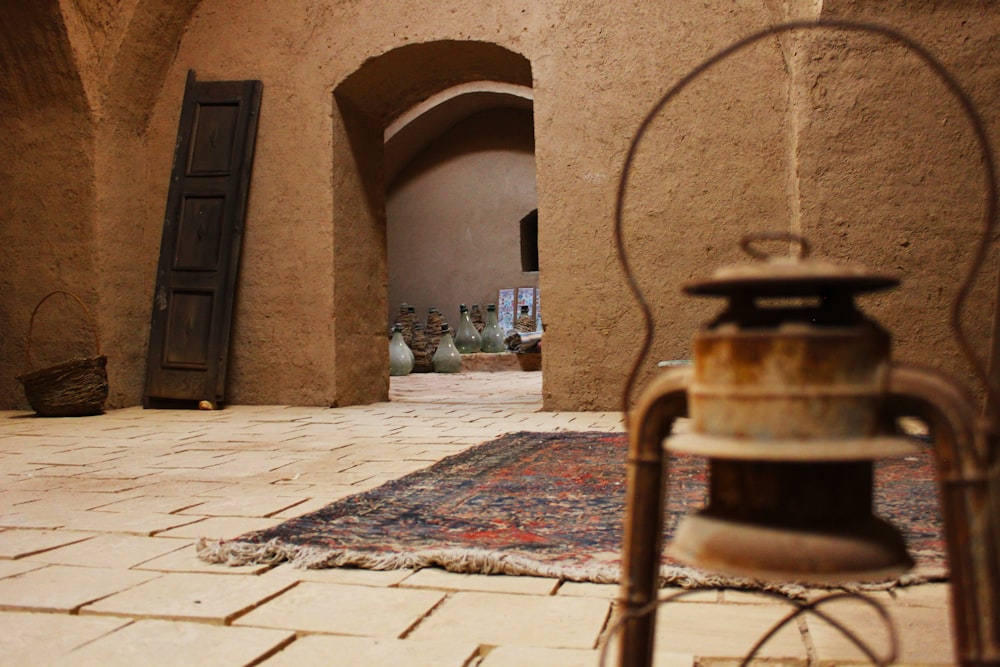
left=618, top=368, right=690, bottom=666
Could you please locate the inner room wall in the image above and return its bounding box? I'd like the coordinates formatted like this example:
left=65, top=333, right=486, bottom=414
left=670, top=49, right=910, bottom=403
left=386, top=107, right=538, bottom=330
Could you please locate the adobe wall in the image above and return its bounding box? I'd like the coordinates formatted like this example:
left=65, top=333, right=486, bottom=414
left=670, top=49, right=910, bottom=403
left=0, top=3, right=99, bottom=405
left=802, top=0, right=1000, bottom=409
left=142, top=0, right=795, bottom=410
left=0, top=0, right=201, bottom=410
left=1, top=0, right=997, bottom=413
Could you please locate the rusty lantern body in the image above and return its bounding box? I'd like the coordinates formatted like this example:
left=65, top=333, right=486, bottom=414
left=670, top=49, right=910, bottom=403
left=667, top=242, right=917, bottom=582
left=617, top=239, right=1000, bottom=666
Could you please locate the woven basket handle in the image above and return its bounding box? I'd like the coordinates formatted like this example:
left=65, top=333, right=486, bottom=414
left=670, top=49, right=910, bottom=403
left=24, top=290, right=102, bottom=372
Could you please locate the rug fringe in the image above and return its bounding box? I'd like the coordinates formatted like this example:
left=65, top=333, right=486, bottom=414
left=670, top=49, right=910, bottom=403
left=195, top=537, right=945, bottom=598
left=197, top=537, right=626, bottom=582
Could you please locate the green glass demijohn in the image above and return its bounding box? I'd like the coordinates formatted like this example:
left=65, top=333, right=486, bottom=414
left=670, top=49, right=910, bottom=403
left=480, top=304, right=506, bottom=353
left=454, top=304, right=482, bottom=354
left=388, top=324, right=414, bottom=376
left=433, top=323, right=463, bottom=373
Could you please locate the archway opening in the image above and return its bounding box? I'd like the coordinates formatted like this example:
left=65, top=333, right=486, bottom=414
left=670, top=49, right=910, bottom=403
left=331, top=41, right=538, bottom=404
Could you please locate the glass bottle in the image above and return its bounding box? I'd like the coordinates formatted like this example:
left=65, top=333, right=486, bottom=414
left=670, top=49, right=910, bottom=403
left=432, top=323, right=462, bottom=373
left=388, top=324, right=414, bottom=376
left=480, top=304, right=506, bottom=353
left=454, top=304, right=482, bottom=354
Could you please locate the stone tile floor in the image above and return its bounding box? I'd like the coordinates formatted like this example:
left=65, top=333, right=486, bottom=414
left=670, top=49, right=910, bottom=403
left=0, top=371, right=954, bottom=665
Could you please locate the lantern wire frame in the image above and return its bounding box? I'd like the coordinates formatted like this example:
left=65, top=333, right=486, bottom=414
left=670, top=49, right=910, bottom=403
left=612, top=18, right=1000, bottom=422
left=611, top=18, right=1000, bottom=667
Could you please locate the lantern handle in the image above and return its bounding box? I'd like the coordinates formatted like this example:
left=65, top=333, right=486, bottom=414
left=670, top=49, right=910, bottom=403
left=740, top=232, right=811, bottom=262
left=615, top=19, right=999, bottom=419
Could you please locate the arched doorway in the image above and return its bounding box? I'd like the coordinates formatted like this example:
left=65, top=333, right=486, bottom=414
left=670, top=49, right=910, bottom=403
left=330, top=41, right=535, bottom=405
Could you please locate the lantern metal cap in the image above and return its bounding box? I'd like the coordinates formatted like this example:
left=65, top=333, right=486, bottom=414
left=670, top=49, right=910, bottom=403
left=684, top=233, right=899, bottom=297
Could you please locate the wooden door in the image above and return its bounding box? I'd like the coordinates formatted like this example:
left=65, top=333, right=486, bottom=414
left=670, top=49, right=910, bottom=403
left=144, top=71, right=262, bottom=408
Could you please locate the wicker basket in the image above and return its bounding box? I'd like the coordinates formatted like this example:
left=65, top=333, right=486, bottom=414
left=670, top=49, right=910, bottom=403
left=16, top=291, right=108, bottom=417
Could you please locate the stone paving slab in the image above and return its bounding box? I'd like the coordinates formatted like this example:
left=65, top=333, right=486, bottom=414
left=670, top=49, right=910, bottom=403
left=399, top=568, right=560, bottom=595
left=335, top=459, right=434, bottom=476
left=187, top=455, right=307, bottom=478
left=257, top=634, right=479, bottom=667
left=173, top=494, right=309, bottom=518
left=644, top=601, right=810, bottom=659
left=0, top=528, right=96, bottom=558
left=270, top=454, right=384, bottom=474
left=60, top=619, right=295, bottom=667
left=556, top=581, right=620, bottom=599
left=0, top=564, right=160, bottom=612
left=804, top=593, right=954, bottom=664
left=887, top=581, right=951, bottom=607
left=55, top=508, right=205, bottom=535
left=0, top=433, right=81, bottom=448
left=146, top=451, right=240, bottom=469
left=269, top=493, right=352, bottom=516
left=4, top=475, right=153, bottom=494
left=261, top=563, right=411, bottom=587
left=478, top=645, right=612, bottom=667
left=154, top=515, right=283, bottom=539
left=117, top=479, right=229, bottom=497
left=0, top=503, right=80, bottom=529
left=322, top=442, right=435, bottom=461
left=81, top=464, right=168, bottom=480
left=29, top=463, right=119, bottom=477
left=25, top=449, right=128, bottom=467
left=406, top=591, right=612, bottom=649
left=0, top=610, right=131, bottom=667
left=233, top=581, right=446, bottom=636
left=31, top=490, right=144, bottom=512
left=279, top=469, right=383, bottom=486
left=0, top=489, right=46, bottom=504
left=88, top=494, right=208, bottom=515
left=479, top=645, right=696, bottom=667
left=21, top=534, right=188, bottom=569
left=0, top=558, right=45, bottom=579
left=80, top=572, right=296, bottom=623
left=133, top=543, right=273, bottom=575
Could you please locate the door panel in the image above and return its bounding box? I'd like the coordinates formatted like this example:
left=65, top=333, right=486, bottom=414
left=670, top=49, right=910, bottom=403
left=144, top=70, right=262, bottom=408
left=163, top=290, right=214, bottom=368
left=174, top=196, right=225, bottom=271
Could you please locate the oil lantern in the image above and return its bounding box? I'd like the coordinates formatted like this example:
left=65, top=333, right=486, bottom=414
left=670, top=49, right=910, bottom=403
left=617, top=234, right=1000, bottom=667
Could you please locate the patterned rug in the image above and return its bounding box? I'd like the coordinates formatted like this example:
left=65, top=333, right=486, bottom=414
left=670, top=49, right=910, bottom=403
left=197, top=431, right=945, bottom=590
